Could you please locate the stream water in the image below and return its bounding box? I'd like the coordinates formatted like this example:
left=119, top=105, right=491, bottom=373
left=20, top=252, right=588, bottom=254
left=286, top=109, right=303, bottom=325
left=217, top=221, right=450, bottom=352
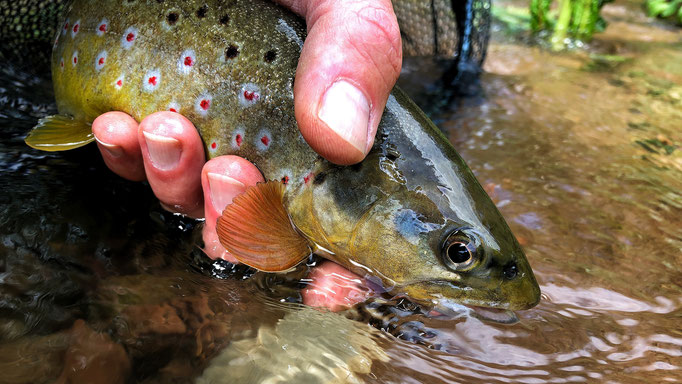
left=1, top=0, right=681, bottom=383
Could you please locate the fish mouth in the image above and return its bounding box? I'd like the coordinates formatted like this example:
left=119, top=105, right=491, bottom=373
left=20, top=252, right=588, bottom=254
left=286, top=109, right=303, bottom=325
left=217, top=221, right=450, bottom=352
left=399, top=279, right=540, bottom=315
left=426, top=299, right=520, bottom=324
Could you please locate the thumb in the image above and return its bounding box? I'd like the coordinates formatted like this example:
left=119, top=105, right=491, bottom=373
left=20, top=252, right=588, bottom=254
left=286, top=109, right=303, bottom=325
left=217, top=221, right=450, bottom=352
left=283, top=0, right=402, bottom=165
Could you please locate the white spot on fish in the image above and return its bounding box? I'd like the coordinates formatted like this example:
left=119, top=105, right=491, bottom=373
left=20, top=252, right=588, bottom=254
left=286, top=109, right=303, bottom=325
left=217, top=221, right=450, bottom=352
left=114, top=75, right=124, bottom=90
left=97, top=19, right=108, bottom=36
left=121, top=27, right=138, bottom=49
left=62, top=19, right=69, bottom=36
left=71, top=51, right=78, bottom=67
left=143, top=70, right=161, bottom=92
left=195, top=94, right=212, bottom=117
left=231, top=127, right=245, bottom=150
left=239, top=83, right=261, bottom=108
left=95, top=51, right=107, bottom=71
left=71, top=20, right=80, bottom=38
left=255, top=128, right=271, bottom=151
left=177, top=49, right=195, bottom=75
left=208, top=139, right=219, bottom=155
left=276, top=19, right=303, bottom=49
left=167, top=102, right=180, bottom=113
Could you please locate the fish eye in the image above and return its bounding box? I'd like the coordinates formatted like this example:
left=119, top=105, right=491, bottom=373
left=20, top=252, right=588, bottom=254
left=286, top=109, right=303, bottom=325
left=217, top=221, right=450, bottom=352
left=441, top=229, right=480, bottom=271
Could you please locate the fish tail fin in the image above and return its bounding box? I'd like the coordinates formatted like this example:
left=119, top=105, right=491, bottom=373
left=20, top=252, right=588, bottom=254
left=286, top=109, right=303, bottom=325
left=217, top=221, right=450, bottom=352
left=25, top=114, right=94, bottom=151
left=216, top=180, right=311, bottom=272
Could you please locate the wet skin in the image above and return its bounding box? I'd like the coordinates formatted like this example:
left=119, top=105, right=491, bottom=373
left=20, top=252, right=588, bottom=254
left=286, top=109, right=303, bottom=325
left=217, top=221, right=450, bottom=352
left=90, top=0, right=404, bottom=311
left=3, top=0, right=497, bottom=312
left=32, top=0, right=539, bottom=312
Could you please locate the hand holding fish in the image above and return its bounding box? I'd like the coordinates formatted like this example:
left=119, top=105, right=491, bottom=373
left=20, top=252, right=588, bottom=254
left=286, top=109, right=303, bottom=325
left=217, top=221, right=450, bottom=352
left=90, top=0, right=402, bottom=311
left=27, top=0, right=540, bottom=315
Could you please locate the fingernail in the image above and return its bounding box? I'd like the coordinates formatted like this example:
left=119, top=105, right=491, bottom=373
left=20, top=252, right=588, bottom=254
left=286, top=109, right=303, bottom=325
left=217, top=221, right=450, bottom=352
left=94, top=136, right=124, bottom=158
left=318, top=80, right=370, bottom=154
left=143, top=131, right=181, bottom=171
left=207, top=172, right=246, bottom=213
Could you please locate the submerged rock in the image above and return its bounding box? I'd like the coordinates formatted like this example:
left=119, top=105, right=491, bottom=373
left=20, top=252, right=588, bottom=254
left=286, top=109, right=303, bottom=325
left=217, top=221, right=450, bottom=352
left=197, top=306, right=389, bottom=384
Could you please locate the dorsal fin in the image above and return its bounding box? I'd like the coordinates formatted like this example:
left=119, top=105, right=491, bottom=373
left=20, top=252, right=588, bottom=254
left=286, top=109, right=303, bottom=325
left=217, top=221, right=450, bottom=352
left=216, top=180, right=311, bottom=272
left=25, top=114, right=93, bottom=151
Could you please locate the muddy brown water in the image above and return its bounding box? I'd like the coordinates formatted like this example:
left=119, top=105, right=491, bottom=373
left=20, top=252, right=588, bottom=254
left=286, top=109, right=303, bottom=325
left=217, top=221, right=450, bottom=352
left=1, top=1, right=681, bottom=383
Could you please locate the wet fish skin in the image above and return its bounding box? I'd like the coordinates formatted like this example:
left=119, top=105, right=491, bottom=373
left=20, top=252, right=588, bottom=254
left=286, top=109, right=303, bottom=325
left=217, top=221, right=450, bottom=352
left=37, top=0, right=540, bottom=311
left=289, top=88, right=540, bottom=311
left=1, top=0, right=492, bottom=71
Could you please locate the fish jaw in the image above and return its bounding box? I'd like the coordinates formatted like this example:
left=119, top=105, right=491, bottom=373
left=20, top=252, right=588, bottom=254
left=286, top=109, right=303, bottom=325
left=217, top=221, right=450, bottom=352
left=399, top=269, right=541, bottom=311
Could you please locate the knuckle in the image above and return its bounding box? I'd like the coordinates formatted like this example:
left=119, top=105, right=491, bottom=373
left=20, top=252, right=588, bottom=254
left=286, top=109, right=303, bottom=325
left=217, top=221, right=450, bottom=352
left=353, top=2, right=402, bottom=75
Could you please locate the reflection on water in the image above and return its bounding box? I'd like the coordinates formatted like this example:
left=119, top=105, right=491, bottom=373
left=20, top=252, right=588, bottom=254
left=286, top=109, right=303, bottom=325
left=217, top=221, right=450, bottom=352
left=1, top=0, right=681, bottom=382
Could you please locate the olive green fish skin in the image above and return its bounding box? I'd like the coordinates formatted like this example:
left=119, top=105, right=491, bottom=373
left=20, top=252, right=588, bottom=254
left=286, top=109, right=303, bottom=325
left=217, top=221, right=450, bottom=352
left=290, top=88, right=540, bottom=311
left=53, top=0, right=315, bottom=184
left=51, top=0, right=539, bottom=311
left=1, top=0, right=490, bottom=70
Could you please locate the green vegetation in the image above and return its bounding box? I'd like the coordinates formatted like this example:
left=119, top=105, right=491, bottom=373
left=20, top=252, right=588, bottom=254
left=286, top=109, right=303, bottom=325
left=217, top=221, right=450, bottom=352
left=530, top=0, right=613, bottom=50
left=491, top=5, right=531, bottom=33
left=646, top=0, right=682, bottom=23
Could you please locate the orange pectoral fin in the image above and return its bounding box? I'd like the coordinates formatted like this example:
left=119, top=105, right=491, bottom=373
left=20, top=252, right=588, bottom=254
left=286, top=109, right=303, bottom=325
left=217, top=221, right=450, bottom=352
left=216, top=180, right=311, bottom=272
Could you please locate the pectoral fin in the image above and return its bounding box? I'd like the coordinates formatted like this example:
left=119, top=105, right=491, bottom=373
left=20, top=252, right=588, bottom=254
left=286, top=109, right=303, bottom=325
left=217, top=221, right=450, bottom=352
left=25, top=114, right=93, bottom=151
left=216, top=180, right=311, bottom=272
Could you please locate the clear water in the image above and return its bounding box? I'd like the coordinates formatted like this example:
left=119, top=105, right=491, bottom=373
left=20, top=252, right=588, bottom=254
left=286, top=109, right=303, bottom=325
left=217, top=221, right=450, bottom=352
left=1, top=1, right=681, bottom=383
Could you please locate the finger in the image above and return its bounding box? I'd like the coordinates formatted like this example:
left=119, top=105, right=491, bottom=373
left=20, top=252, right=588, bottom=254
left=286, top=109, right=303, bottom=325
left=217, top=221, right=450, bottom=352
left=302, top=261, right=374, bottom=312
left=92, top=112, right=145, bottom=181
left=138, top=111, right=205, bottom=218
left=279, top=0, right=402, bottom=165
left=201, top=156, right=264, bottom=261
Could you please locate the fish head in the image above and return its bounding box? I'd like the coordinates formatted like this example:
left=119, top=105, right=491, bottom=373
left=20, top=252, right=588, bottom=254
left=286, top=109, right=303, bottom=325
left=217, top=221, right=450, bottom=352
left=348, top=189, right=540, bottom=312
left=344, top=91, right=541, bottom=312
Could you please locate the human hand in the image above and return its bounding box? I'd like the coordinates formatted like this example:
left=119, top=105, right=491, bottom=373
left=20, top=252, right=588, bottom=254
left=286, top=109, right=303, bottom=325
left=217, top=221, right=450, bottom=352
left=91, top=0, right=401, bottom=310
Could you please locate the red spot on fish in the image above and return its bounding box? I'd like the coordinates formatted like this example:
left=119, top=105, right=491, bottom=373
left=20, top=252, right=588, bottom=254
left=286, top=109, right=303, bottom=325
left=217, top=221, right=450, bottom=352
left=304, top=172, right=314, bottom=184
left=211, top=142, right=217, bottom=149
left=126, top=33, right=135, bottom=42
left=281, top=176, right=289, bottom=185
left=184, top=56, right=193, bottom=66
left=200, top=99, right=210, bottom=110
left=260, top=135, right=270, bottom=146
left=148, top=76, right=157, bottom=86
left=64, top=22, right=69, bottom=31
left=243, top=90, right=259, bottom=101
left=169, top=107, right=177, bottom=112
left=73, top=56, right=77, bottom=64
left=116, top=79, right=123, bottom=87
left=99, top=23, right=107, bottom=33
left=73, top=24, right=79, bottom=33
left=98, top=57, right=105, bottom=65
left=60, top=60, right=64, bottom=68
left=235, top=134, right=243, bottom=147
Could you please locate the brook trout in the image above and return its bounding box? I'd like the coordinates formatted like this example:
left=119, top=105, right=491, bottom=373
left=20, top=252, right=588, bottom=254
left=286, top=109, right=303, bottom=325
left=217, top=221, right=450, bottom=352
left=25, top=0, right=540, bottom=312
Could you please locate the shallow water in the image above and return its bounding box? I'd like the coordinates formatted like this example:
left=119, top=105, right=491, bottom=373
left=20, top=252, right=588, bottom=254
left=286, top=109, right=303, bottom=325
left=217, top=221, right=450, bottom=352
left=1, top=0, right=681, bottom=383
